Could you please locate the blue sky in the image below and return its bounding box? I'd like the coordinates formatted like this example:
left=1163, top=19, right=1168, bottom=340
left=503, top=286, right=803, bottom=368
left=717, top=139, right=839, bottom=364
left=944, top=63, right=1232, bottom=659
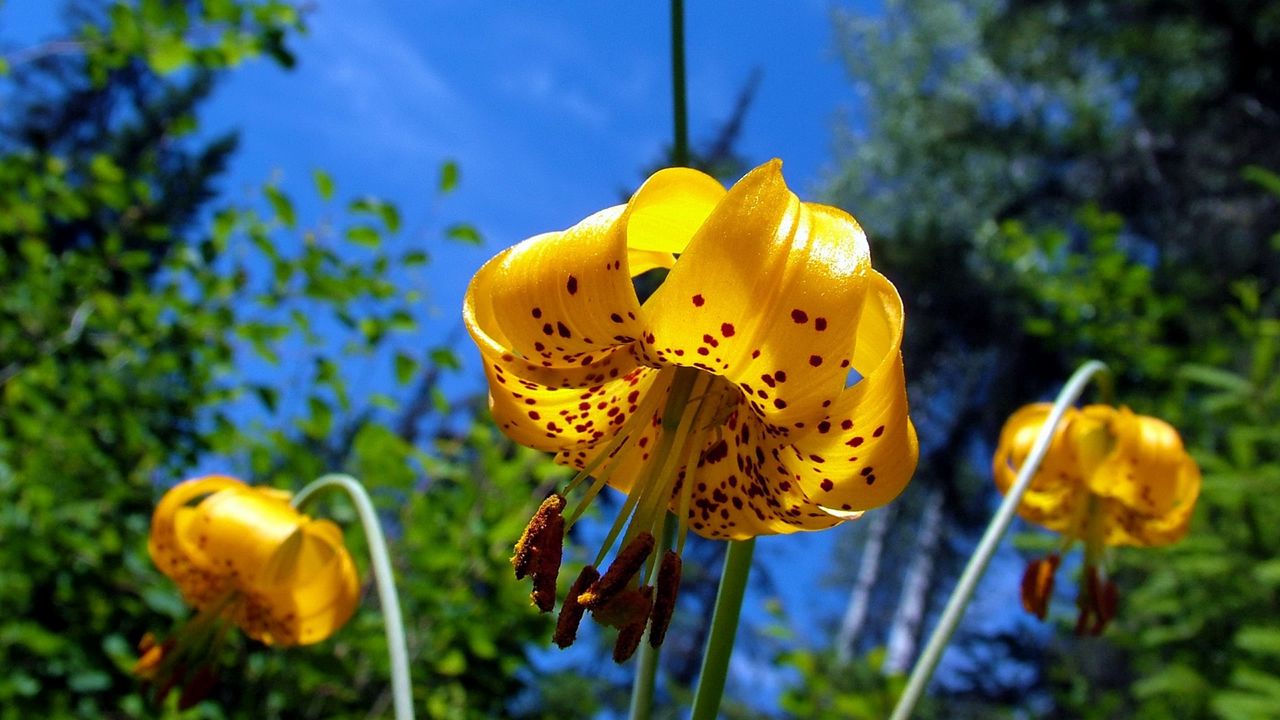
left=198, top=0, right=870, bottom=355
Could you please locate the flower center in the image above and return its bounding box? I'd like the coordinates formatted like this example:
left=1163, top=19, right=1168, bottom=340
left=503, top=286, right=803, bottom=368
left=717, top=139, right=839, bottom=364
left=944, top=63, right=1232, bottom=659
left=512, top=364, right=742, bottom=661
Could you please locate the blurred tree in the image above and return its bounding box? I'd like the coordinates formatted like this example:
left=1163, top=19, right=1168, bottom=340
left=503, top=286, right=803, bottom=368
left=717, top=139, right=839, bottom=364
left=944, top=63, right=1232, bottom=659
left=789, top=0, right=1279, bottom=716
left=0, top=2, right=558, bottom=717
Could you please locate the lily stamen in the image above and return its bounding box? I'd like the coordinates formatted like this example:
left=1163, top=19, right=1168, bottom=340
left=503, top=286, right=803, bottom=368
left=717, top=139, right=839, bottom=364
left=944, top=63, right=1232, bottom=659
left=553, top=565, right=600, bottom=648
left=579, top=532, right=655, bottom=609
left=649, top=550, right=682, bottom=648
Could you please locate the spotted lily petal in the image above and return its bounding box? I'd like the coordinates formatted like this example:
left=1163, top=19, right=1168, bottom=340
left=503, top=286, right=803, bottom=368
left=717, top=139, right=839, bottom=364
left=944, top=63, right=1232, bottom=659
left=993, top=403, right=1089, bottom=536
left=149, top=477, right=360, bottom=646
left=1083, top=406, right=1201, bottom=546
left=640, top=162, right=871, bottom=426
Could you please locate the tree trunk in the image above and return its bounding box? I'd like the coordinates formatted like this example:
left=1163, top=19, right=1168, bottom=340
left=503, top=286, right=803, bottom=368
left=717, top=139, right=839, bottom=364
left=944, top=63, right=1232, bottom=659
left=884, top=486, right=944, bottom=674
left=835, top=505, right=894, bottom=662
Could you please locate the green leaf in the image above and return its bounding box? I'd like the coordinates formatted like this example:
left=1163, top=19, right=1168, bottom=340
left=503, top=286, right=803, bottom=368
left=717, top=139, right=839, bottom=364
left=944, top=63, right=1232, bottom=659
left=430, top=347, right=461, bottom=371
left=146, top=33, right=191, bottom=74
left=402, top=250, right=430, bottom=266
left=253, top=385, right=279, bottom=413
left=1242, top=165, right=1280, bottom=197
left=313, top=168, right=335, bottom=200
left=264, top=185, right=296, bottom=228
left=346, top=225, right=381, bottom=248
left=439, top=160, right=460, bottom=193
left=394, top=352, right=417, bottom=385
left=445, top=223, right=482, bottom=245
left=89, top=155, right=125, bottom=184
left=1179, top=364, right=1252, bottom=394
left=1237, top=627, right=1280, bottom=657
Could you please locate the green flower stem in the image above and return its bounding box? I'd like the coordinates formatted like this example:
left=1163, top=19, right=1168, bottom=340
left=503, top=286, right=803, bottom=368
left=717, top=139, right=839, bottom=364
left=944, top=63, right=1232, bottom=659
left=293, top=474, right=415, bottom=720
left=888, top=360, right=1110, bottom=720
left=670, top=0, right=688, bottom=167
left=629, top=515, right=677, bottom=720
left=690, top=537, right=756, bottom=720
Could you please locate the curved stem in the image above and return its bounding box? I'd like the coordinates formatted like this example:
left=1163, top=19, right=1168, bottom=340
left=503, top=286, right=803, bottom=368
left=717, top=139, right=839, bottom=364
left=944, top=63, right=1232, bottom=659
left=293, top=474, right=415, bottom=720
left=888, top=360, right=1110, bottom=720
left=690, top=538, right=756, bottom=720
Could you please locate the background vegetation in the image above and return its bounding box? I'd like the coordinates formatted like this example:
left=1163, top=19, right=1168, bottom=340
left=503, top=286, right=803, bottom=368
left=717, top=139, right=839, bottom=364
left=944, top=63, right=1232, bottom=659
left=1, top=0, right=1274, bottom=718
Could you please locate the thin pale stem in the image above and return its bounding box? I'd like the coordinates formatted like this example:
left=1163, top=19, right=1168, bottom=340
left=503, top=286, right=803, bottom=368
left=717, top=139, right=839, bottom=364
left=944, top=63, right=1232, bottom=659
left=689, top=538, right=756, bottom=720
left=293, top=474, right=415, bottom=720
left=888, top=360, right=1110, bottom=720
left=629, top=515, right=677, bottom=720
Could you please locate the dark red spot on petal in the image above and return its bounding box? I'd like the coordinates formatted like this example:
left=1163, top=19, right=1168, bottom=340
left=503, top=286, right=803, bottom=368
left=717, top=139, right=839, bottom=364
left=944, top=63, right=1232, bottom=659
left=721, top=323, right=735, bottom=337
left=692, top=294, right=705, bottom=307
left=532, top=307, right=542, bottom=318
left=791, top=309, right=808, bottom=323
left=567, top=275, right=578, bottom=294
left=809, top=355, right=823, bottom=367
left=815, top=317, right=827, bottom=331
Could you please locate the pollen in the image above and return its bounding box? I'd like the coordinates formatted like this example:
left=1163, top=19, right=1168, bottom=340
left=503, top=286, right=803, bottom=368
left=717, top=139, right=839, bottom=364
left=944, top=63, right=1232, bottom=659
left=511, top=493, right=566, bottom=612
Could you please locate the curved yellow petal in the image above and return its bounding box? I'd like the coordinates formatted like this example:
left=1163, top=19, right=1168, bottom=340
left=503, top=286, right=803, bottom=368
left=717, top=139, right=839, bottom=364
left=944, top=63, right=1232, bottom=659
left=639, top=160, right=872, bottom=427
left=188, top=486, right=303, bottom=584
left=462, top=167, right=724, bottom=370
left=787, top=271, right=918, bottom=513
left=1081, top=406, right=1200, bottom=547
left=625, top=166, right=726, bottom=255
left=1087, top=407, right=1191, bottom=517
left=249, top=519, right=361, bottom=646
left=992, top=404, right=1090, bottom=536
left=149, top=475, right=244, bottom=582
left=1101, top=453, right=1200, bottom=547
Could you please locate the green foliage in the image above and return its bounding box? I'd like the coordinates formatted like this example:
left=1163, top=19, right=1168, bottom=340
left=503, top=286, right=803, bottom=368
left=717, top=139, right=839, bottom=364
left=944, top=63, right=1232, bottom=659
left=985, top=204, right=1181, bottom=381
left=0, top=2, right=557, bottom=717
left=779, top=648, right=907, bottom=720
left=1089, top=278, right=1280, bottom=720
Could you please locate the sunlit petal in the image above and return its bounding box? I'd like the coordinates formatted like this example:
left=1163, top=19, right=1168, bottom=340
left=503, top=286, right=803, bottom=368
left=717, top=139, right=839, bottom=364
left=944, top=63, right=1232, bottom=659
left=639, top=161, right=872, bottom=426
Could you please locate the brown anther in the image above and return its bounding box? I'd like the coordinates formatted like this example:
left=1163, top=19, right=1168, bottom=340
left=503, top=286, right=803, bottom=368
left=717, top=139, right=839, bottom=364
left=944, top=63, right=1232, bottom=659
left=591, top=586, right=654, bottom=629
left=554, top=565, right=600, bottom=648
left=1075, top=564, right=1118, bottom=636
left=1019, top=554, right=1060, bottom=620
left=649, top=550, right=683, bottom=648
left=512, top=493, right=566, bottom=580
left=578, top=532, right=655, bottom=608
left=530, top=510, right=565, bottom=612
left=611, top=586, right=654, bottom=664
left=178, top=666, right=218, bottom=710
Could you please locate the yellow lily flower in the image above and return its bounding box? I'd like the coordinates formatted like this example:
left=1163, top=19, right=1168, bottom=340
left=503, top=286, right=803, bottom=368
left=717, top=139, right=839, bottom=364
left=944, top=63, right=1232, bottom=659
left=465, top=160, right=917, bottom=659
left=993, top=403, right=1200, bottom=634
left=138, top=475, right=360, bottom=704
